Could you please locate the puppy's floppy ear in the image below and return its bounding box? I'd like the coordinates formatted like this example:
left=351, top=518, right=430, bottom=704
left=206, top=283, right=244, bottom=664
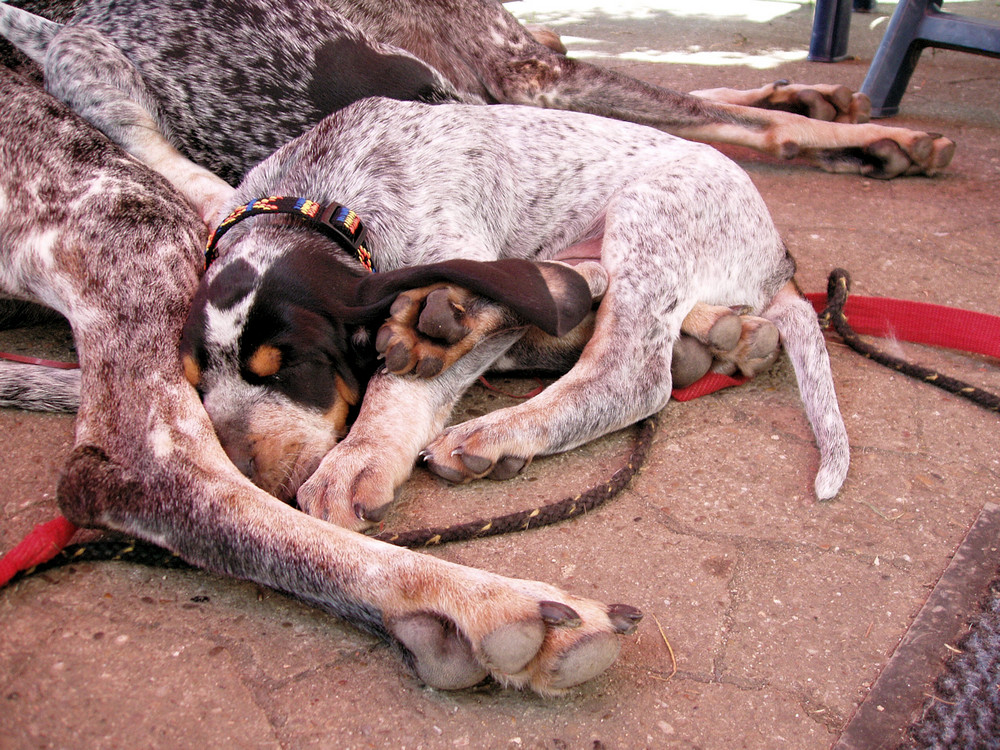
left=354, top=258, right=592, bottom=337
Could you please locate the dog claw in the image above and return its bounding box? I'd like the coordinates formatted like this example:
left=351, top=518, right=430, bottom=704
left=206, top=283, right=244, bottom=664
left=539, top=600, right=582, bottom=627
left=607, top=603, right=643, bottom=634
left=357, top=500, right=392, bottom=523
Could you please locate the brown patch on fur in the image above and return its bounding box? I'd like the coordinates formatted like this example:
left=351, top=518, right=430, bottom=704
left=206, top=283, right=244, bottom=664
left=247, top=344, right=282, bottom=378
left=181, top=353, right=202, bottom=387
left=324, top=375, right=358, bottom=435
left=335, top=374, right=359, bottom=406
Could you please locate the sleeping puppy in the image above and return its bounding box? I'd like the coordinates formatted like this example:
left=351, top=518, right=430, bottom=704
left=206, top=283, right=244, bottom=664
left=181, top=241, right=597, bottom=501
left=176, top=96, right=850, bottom=530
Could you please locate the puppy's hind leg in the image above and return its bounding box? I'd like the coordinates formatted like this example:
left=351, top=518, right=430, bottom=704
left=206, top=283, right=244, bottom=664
left=41, top=25, right=234, bottom=226
left=422, top=207, right=684, bottom=483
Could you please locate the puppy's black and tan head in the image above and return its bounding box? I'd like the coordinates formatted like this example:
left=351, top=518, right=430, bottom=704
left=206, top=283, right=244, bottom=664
left=180, top=233, right=378, bottom=502
left=181, top=225, right=598, bottom=503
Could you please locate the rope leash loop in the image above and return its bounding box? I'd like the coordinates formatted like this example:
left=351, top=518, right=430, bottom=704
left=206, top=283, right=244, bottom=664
left=818, top=268, right=999, bottom=412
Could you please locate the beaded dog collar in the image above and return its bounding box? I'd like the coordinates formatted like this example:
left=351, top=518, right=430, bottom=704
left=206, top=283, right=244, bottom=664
left=205, top=196, right=373, bottom=272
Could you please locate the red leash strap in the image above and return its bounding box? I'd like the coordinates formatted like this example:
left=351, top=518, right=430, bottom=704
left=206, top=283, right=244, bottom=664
left=805, top=292, right=1000, bottom=359
left=0, top=352, right=79, bottom=369
left=0, top=516, right=78, bottom=587
left=672, top=372, right=748, bottom=401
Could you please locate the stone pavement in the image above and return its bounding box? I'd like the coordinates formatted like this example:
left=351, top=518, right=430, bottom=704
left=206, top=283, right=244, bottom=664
left=1, top=1, right=998, bottom=747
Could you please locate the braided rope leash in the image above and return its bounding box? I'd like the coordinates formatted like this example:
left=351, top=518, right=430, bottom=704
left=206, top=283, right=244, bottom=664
left=371, top=415, right=658, bottom=547
left=1, top=534, right=189, bottom=588
left=819, top=268, right=1000, bottom=412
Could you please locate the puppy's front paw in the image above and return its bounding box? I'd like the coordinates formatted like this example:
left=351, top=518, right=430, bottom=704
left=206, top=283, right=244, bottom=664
left=377, top=285, right=506, bottom=378
left=297, top=439, right=403, bottom=531
left=422, top=419, right=541, bottom=483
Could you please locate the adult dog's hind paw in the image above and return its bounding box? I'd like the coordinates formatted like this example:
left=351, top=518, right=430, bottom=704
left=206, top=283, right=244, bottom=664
left=377, top=284, right=506, bottom=378
left=692, top=80, right=871, bottom=123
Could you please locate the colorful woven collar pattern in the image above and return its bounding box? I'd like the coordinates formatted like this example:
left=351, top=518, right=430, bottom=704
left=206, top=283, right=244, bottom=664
left=204, top=196, right=373, bottom=272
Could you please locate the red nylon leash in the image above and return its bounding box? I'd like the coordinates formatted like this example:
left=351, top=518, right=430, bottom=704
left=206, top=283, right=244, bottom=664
left=0, top=352, right=79, bottom=369
left=0, top=516, right=78, bottom=586
left=3, top=281, right=998, bottom=586
left=804, top=292, right=1000, bottom=359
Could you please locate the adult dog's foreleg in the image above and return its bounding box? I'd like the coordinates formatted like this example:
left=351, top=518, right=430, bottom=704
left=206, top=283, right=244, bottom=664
left=59, top=361, right=640, bottom=695
left=62, top=316, right=638, bottom=695
left=496, top=54, right=952, bottom=177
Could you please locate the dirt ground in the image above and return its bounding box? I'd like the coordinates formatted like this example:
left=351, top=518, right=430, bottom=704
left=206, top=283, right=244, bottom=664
left=1, top=1, right=998, bottom=748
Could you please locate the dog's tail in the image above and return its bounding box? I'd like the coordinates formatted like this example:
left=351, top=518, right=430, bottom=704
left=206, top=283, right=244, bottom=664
left=0, top=3, right=62, bottom=66
left=0, top=360, right=80, bottom=412
left=763, top=281, right=850, bottom=500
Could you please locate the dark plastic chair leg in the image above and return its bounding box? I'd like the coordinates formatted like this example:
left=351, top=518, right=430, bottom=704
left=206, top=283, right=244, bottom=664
left=861, top=0, right=1000, bottom=117
left=809, top=0, right=855, bottom=62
